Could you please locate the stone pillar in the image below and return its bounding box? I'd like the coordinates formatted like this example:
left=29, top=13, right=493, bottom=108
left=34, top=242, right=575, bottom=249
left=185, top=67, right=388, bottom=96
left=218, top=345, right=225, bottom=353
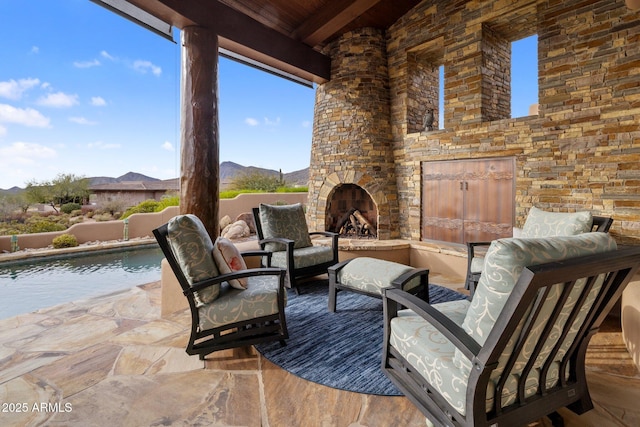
left=180, top=26, right=220, bottom=239
left=308, top=27, right=399, bottom=239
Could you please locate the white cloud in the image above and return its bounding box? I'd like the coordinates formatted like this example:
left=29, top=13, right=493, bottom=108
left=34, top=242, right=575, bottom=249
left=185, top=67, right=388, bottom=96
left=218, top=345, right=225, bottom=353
left=0, top=125, right=6, bottom=137
left=302, top=120, right=311, bottom=128
left=133, top=60, right=162, bottom=76
left=0, top=142, right=57, bottom=165
left=0, top=78, right=41, bottom=100
left=69, top=116, right=97, bottom=125
left=161, top=141, right=174, bottom=151
left=30, top=46, right=39, bottom=54
left=101, top=50, right=115, bottom=61
left=264, top=117, right=281, bottom=126
left=91, top=96, right=106, bottom=106
left=87, top=141, right=121, bottom=150
left=36, top=91, right=79, bottom=108
left=245, top=117, right=259, bottom=126
left=73, top=59, right=101, bottom=68
left=0, top=104, right=50, bottom=127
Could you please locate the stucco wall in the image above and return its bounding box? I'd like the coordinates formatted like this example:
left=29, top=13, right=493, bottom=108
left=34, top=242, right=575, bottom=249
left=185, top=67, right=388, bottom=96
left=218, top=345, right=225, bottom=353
left=385, top=0, right=640, bottom=243
left=0, top=193, right=307, bottom=253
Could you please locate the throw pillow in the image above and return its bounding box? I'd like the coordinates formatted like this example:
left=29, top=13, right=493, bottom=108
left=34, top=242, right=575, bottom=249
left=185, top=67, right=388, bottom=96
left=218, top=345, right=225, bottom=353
left=521, top=207, right=593, bottom=237
left=258, top=203, right=312, bottom=252
left=212, top=237, right=248, bottom=290
left=167, top=214, right=220, bottom=306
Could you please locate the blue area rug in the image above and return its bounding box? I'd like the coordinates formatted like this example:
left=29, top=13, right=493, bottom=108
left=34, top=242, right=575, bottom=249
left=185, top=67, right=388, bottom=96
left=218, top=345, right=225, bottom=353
left=255, top=280, right=468, bottom=396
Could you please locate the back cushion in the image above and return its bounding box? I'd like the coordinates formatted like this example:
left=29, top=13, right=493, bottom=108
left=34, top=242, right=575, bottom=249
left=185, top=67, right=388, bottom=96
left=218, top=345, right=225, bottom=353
left=521, top=207, right=593, bottom=237
left=259, top=203, right=312, bottom=252
left=167, top=214, right=220, bottom=306
left=454, top=232, right=617, bottom=373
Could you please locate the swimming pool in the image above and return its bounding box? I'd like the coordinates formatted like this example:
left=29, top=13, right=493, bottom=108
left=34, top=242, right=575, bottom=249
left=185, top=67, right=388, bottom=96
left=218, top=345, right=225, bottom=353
left=0, top=245, right=164, bottom=320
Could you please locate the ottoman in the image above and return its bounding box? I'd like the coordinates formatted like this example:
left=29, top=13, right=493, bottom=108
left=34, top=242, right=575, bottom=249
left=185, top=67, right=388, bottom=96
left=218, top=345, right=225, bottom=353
left=328, top=257, right=429, bottom=312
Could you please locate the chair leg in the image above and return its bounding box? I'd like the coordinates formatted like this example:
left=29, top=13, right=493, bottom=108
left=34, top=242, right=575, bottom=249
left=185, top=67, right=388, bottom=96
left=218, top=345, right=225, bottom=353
left=547, top=411, right=564, bottom=427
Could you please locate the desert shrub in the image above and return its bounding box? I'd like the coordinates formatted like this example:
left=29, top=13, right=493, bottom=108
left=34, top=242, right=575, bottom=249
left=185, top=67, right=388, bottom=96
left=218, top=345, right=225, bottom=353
left=61, top=202, right=81, bottom=214
left=93, top=213, right=115, bottom=222
left=81, top=205, right=96, bottom=216
left=156, top=194, right=179, bottom=211
left=120, top=199, right=159, bottom=219
left=26, top=219, right=68, bottom=234
left=52, top=233, right=78, bottom=248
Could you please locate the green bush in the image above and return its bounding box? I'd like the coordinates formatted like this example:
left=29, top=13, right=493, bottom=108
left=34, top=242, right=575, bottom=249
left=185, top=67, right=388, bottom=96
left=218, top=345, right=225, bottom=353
left=120, top=199, right=160, bottom=219
left=156, top=194, right=180, bottom=211
left=26, top=219, right=68, bottom=234
left=52, top=233, right=78, bottom=249
left=61, top=202, right=82, bottom=214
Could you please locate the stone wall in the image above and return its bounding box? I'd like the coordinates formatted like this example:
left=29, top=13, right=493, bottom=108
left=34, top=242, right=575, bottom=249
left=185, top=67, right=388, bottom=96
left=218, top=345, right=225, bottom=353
left=385, top=0, right=640, bottom=243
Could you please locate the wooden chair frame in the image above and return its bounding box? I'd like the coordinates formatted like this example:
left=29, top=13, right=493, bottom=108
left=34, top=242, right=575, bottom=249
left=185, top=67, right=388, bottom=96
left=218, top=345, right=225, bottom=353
left=465, top=216, right=614, bottom=294
left=252, top=207, right=339, bottom=293
left=154, top=223, right=288, bottom=360
left=383, top=245, right=640, bottom=427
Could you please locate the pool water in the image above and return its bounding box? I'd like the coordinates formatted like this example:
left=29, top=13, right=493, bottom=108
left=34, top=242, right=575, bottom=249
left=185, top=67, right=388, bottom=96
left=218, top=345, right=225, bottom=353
left=0, top=245, right=164, bottom=320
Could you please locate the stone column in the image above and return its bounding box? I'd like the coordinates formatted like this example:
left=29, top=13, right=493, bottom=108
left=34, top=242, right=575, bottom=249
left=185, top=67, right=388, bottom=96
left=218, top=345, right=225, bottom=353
left=308, top=28, right=399, bottom=239
left=180, top=26, right=220, bottom=239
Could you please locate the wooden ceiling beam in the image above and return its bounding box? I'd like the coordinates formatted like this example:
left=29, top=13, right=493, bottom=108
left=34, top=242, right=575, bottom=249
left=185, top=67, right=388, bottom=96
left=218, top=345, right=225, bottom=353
left=294, top=0, right=382, bottom=46
left=142, top=0, right=331, bottom=82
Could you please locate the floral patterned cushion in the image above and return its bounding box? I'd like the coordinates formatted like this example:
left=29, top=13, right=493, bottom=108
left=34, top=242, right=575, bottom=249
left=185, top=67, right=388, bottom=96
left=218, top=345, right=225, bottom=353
left=167, top=214, right=220, bottom=306
left=337, top=257, right=422, bottom=294
left=198, top=275, right=282, bottom=330
left=212, top=237, right=248, bottom=290
left=454, top=232, right=617, bottom=375
left=259, top=203, right=312, bottom=252
left=521, top=206, right=593, bottom=237
left=270, top=245, right=335, bottom=269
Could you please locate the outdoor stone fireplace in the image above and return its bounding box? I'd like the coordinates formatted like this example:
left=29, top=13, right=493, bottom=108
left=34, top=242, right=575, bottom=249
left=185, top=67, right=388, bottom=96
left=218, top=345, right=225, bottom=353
left=306, top=28, right=400, bottom=240
left=326, top=184, right=378, bottom=238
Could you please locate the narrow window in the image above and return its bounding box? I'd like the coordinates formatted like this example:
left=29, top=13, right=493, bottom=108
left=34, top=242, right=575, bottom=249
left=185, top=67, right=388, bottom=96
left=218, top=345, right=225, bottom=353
left=511, top=35, right=538, bottom=117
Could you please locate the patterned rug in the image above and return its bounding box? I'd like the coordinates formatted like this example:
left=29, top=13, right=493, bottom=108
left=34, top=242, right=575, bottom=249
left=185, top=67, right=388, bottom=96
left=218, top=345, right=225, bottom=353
left=255, top=279, right=468, bottom=396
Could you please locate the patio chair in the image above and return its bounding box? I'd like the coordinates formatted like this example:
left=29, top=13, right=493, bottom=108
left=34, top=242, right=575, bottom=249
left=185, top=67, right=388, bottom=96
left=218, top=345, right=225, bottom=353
left=153, top=214, right=288, bottom=359
left=382, top=232, right=640, bottom=427
left=252, top=203, right=339, bottom=293
left=465, top=208, right=613, bottom=294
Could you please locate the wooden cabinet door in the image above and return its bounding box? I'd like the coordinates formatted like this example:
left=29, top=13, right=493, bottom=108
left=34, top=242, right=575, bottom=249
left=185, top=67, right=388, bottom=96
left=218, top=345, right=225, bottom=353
left=421, top=160, right=465, bottom=242
left=422, top=158, right=514, bottom=244
left=463, top=158, right=515, bottom=242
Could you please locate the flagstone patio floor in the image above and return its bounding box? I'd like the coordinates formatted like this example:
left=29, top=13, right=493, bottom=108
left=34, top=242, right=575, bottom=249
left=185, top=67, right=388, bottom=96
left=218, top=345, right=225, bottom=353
left=1, top=276, right=639, bottom=427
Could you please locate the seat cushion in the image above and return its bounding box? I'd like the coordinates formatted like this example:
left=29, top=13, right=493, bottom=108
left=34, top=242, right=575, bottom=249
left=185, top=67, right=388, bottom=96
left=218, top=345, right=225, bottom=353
left=270, top=245, right=335, bottom=269
left=167, top=214, right=220, bottom=306
left=455, top=232, right=617, bottom=374
left=198, top=275, right=282, bottom=330
left=259, top=203, right=313, bottom=252
left=521, top=207, right=593, bottom=237
left=337, top=257, right=422, bottom=295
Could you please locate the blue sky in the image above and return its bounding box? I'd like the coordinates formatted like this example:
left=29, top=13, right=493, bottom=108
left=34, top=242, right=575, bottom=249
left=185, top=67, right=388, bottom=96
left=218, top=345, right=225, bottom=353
left=0, top=1, right=537, bottom=190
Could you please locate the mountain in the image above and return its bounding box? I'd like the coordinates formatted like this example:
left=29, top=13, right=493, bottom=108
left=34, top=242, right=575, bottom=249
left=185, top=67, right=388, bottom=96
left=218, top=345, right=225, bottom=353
left=0, top=166, right=309, bottom=192
left=219, top=161, right=309, bottom=187
left=88, top=172, right=160, bottom=186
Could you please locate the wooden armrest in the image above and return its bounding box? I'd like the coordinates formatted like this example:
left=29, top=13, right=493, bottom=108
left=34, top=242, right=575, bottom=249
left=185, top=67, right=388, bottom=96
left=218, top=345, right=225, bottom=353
left=466, top=241, right=492, bottom=259
left=258, top=237, right=295, bottom=247
left=390, top=268, right=429, bottom=288
left=383, top=288, right=480, bottom=361
left=189, top=267, right=286, bottom=294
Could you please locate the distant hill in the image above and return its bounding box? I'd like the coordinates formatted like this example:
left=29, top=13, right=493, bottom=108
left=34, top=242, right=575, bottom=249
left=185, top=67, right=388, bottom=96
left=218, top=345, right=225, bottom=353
left=220, top=161, right=309, bottom=187
left=88, top=172, right=160, bottom=186
left=0, top=165, right=309, bottom=192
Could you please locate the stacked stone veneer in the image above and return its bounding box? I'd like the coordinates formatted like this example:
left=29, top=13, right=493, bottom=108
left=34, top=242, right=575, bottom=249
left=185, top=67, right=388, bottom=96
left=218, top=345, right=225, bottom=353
left=309, top=0, right=640, bottom=244
left=307, top=28, right=399, bottom=239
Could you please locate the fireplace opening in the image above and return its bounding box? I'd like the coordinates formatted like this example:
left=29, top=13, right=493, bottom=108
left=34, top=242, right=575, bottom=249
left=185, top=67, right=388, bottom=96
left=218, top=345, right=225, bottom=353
left=326, top=184, right=378, bottom=238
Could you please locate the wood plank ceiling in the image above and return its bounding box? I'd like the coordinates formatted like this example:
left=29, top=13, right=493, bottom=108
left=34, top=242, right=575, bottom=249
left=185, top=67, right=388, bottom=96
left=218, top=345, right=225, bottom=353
left=126, top=0, right=422, bottom=83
